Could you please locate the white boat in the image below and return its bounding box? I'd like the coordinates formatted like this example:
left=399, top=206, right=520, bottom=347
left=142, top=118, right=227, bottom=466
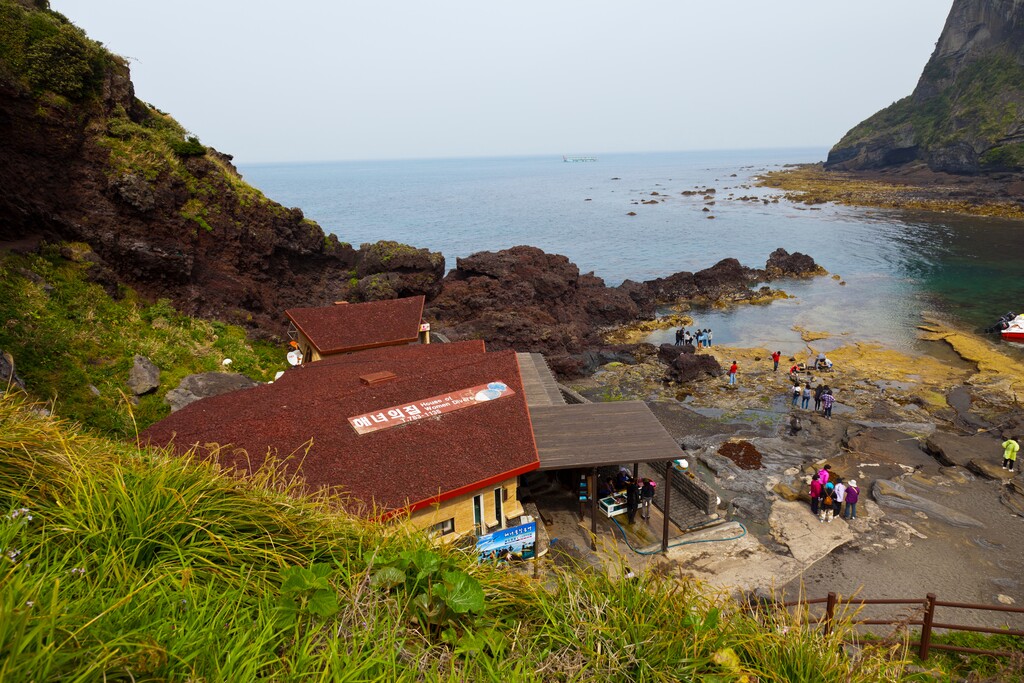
left=1001, top=314, right=1024, bottom=341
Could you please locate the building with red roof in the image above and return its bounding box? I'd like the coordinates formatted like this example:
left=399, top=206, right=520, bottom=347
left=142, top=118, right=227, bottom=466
left=142, top=342, right=538, bottom=540
left=285, top=295, right=428, bottom=363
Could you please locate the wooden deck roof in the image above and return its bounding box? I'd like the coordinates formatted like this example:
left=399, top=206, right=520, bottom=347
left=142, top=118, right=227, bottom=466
left=516, top=353, right=565, bottom=407
left=529, top=401, right=683, bottom=470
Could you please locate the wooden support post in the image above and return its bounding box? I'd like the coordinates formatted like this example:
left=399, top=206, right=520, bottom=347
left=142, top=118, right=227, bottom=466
left=632, top=462, right=639, bottom=481
left=823, top=592, right=837, bottom=636
left=662, top=460, right=673, bottom=554
left=919, top=593, right=937, bottom=660
left=590, top=468, right=598, bottom=551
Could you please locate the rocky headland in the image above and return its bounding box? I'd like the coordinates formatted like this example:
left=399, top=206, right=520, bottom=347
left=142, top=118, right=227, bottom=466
left=762, top=0, right=1024, bottom=220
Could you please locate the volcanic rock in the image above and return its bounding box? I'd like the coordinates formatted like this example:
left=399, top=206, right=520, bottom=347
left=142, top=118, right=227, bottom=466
left=872, top=479, right=984, bottom=527
left=166, top=372, right=259, bottom=412
left=659, top=346, right=723, bottom=383
left=128, top=355, right=160, bottom=395
left=0, top=350, right=25, bottom=393
left=923, top=431, right=1004, bottom=468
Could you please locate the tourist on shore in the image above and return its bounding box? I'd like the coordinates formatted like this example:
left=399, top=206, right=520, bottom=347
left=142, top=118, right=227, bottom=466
left=809, top=473, right=822, bottom=516
left=675, top=328, right=683, bottom=345
left=640, top=478, right=656, bottom=520
left=832, top=477, right=846, bottom=518
left=728, top=361, right=738, bottom=385
left=821, top=388, right=835, bottom=418
left=789, top=414, right=802, bottom=437
left=819, top=481, right=835, bottom=523
left=683, top=329, right=692, bottom=346
left=1002, top=436, right=1019, bottom=471
left=817, top=463, right=831, bottom=486
left=626, top=477, right=639, bottom=523
left=791, top=383, right=800, bottom=406
left=813, top=383, right=824, bottom=412
left=705, top=328, right=713, bottom=347
left=696, top=329, right=705, bottom=350
left=844, top=480, right=859, bottom=519
left=789, top=364, right=800, bottom=378
left=801, top=383, right=812, bottom=410
left=771, top=350, right=781, bottom=371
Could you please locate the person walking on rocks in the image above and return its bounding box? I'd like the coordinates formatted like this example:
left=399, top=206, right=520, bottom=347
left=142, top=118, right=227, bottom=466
left=791, top=382, right=801, bottom=406
left=728, top=361, right=738, bottom=386
left=771, top=350, right=781, bottom=372
left=809, top=473, right=822, bottom=517
left=821, top=389, right=835, bottom=419
left=813, top=383, right=824, bottom=412
left=705, top=329, right=713, bottom=347
left=801, top=383, right=812, bottom=410
left=640, top=477, right=656, bottom=520
left=696, top=329, right=705, bottom=350
left=819, top=481, right=835, bottom=523
left=844, top=480, right=859, bottom=519
left=832, top=477, right=846, bottom=518
left=675, top=328, right=683, bottom=345
left=1003, top=436, right=1020, bottom=471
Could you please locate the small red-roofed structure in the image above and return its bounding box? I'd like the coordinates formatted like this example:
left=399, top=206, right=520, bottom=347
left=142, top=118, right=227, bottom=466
left=141, top=345, right=539, bottom=541
left=285, top=295, right=427, bottom=362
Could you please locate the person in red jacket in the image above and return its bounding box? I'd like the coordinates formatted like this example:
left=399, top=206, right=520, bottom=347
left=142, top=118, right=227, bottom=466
left=809, top=473, right=822, bottom=516
left=728, top=361, right=738, bottom=385
left=771, top=350, right=782, bottom=371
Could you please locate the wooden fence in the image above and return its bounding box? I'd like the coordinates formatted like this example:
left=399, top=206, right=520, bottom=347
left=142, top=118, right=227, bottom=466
left=778, top=593, right=1024, bottom=660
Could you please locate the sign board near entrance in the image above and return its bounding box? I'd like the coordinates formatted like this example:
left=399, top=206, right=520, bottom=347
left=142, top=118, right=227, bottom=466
left=348, top=381, right=515, bottom=435
left=476, top=522, right=536, bottom=563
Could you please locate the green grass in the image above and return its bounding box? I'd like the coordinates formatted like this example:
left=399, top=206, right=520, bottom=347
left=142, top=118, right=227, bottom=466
left=0, top=245, right=284, bottom=435
left=0, top=393, right=927, bottom=681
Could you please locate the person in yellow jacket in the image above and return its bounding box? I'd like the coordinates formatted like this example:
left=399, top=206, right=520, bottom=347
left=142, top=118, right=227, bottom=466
left=1003, top=437, right=1020, bottom=472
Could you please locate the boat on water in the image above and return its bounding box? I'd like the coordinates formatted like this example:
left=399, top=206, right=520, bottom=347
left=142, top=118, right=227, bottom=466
left=989, top=312, right=1024, bottom=341
left=562, top=155, right=597, bottom=162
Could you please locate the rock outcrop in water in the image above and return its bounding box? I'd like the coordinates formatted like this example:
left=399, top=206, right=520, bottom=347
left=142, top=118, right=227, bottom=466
left=827, top=0, right=1024, bottom=174
left=426, top=246, right=822, bottom=377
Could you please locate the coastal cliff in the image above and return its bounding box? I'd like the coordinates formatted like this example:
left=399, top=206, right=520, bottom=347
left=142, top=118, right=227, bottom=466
left=827, top=0, right=1024, bottom=174
left=0, top=0, right=443, bottom=337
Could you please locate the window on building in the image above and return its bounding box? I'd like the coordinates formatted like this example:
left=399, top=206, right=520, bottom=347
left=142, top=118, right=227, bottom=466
left=430, top=518, right=455, bottom=537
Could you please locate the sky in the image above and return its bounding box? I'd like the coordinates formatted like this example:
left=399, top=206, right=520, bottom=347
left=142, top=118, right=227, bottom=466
left=50, top=1, right=953, bottom=164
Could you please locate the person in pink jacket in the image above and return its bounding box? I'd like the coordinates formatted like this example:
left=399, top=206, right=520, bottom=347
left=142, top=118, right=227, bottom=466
left=817, top=464, right=831, bottom=487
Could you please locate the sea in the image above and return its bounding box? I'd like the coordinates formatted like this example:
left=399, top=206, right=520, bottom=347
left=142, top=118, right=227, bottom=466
left=239, top=149, right=1024, bottom=357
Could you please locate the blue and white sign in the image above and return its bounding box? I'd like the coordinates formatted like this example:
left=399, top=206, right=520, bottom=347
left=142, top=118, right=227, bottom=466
left=476, top=522, right=537, bottom=562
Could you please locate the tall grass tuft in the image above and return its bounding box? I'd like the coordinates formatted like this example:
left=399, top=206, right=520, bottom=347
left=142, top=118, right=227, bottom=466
left=0, top=393, right=927, bottom=680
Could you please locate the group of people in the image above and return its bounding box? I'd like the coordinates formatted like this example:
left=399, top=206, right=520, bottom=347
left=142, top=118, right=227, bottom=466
left=808, top=464, right=859, bottom=522
left=791, top=382, right=836, bottom=417
left=602, top=469, right=658, bottom=523
left=674, top=327, right=713, bottom=349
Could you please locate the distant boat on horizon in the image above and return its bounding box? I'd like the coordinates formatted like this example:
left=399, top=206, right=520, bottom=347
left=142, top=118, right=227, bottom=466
left=562, top=155, right=597, bottom=162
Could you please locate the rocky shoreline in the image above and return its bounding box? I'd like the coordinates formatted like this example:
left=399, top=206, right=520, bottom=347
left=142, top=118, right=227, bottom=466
left=580, top=312, right=1024, bottom=615
left=759, top=163, right=1024, bottom=221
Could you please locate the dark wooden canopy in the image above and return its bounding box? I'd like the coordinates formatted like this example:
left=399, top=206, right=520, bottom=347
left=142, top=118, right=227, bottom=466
left=530, top=401, right=684, bottom=471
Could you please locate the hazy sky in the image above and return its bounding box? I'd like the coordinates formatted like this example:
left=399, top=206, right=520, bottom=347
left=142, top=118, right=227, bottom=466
left=50, top=1, right=952, bottom=164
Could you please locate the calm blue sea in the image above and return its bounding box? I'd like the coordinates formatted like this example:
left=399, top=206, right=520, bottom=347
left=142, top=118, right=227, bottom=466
left=240, top=150, right=1024, bottom=355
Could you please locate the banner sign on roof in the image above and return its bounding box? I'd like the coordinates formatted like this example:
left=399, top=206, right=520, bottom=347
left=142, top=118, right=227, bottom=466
left=348, top=381, right=515, bottom=435
left=476, top=522, right=536, bottom=563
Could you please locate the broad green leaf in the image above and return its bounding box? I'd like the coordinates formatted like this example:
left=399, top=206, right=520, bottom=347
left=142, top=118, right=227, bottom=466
left=370, top=566, right=406, bottom=590
left=307, top=590, right=339, bottom=618
left=438, top=571, right=485, bottom=614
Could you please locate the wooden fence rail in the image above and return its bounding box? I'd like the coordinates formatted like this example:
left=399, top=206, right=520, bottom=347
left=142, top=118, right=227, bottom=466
left=774, top=592, right=1024, bottom=661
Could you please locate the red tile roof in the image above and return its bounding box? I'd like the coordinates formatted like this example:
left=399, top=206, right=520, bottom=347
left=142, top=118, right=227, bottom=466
left=141, top=347, right=539, bottom=516
left=285, top=295, right=425, bottom=355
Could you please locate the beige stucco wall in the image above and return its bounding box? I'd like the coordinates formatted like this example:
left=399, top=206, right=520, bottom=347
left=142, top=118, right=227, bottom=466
left=406, top=476, right=525, bottom=543
left=294, top=330, right=322, bottom=363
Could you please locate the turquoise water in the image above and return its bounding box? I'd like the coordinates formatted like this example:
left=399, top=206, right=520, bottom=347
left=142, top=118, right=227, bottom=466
left=240, top=150, right=1024, bottom=353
